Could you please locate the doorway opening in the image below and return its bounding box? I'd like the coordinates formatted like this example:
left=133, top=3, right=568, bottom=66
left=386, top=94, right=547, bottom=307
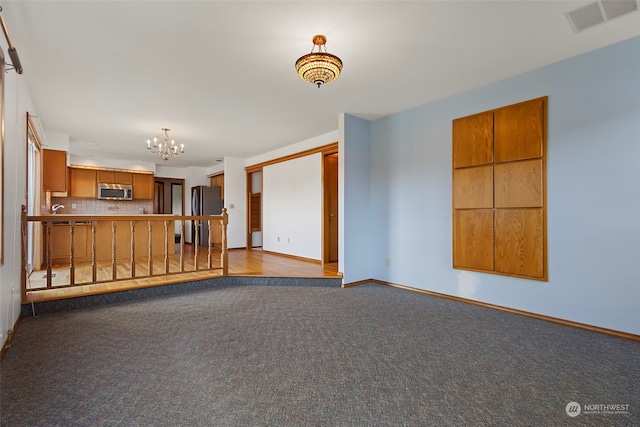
left=323, top=153, right=338, bottom=264
left=247, top=171, right=262, bottom=249
left=154, top=177, right=185, bottom=243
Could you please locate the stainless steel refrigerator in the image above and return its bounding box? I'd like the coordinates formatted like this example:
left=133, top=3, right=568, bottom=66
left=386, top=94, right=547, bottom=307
left=191, top=186, right=224, bottom=246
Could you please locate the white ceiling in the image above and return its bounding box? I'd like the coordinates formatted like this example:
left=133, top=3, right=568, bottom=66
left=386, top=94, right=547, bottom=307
left=4, top=1, right=640, bottom=168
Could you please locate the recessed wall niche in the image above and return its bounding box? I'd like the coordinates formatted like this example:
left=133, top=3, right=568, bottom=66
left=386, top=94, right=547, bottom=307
left=452, top=97, right=547, bottom=281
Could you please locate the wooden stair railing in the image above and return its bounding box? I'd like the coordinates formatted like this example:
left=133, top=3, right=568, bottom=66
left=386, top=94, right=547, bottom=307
left=21, top=209, right=229, bottom=301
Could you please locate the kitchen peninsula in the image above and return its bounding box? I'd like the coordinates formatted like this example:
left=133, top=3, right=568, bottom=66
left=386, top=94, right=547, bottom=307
left=44, top=215, right=178, bottom=266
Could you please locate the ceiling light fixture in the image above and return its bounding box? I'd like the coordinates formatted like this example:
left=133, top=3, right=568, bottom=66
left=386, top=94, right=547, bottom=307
left=295, top=35, right=342, bottom=88
left=146, top=128, right=184, bottom=161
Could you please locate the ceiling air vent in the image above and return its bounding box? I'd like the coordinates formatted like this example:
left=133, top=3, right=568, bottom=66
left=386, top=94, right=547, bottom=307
left=567, top=0, right=638, bottom=32
left=568, top=2, right=606, bottom=32
left=601, top=0, right=638, bottom=20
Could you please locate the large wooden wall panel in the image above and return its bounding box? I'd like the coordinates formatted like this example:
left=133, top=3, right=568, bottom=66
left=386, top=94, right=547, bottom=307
left=453, top=165, right=494, bottom=209
left=452, top=97, right=547, bottom=281
left=494, top=209, right=544, bottom=278
left=453, top=210, right=494, bottom=271
left=494, top=99, right=543, bottom=162
left=452, top=112, right=493, bottom=168
left=494, top=159, right=543, bottom=208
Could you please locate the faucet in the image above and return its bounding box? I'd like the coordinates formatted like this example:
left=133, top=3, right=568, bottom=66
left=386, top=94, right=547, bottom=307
left=51, top=204, right=65, bottom=214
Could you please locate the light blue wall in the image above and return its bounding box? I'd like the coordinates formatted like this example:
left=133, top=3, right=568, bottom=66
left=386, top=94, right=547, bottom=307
left=363, top=36, right=640, bottom=335
left=342, top=114, right=373, bottom=283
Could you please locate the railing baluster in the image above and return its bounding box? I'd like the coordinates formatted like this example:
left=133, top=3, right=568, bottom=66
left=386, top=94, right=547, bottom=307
left=194, top=220, right=199, bottom=271
left=46, top=222, right=53, bottom=288
left=91, top=221, right=97, bottom=283
left=111, top=221, right=117, bottom=281
left=69, top=223, right=75, bottom=286
left=180, top=220, right=185, bottom=272
left=207, top=219, right=212, bottom=269
left=147, top=221, right=153, bottom=276
left=130, top=220, right=136, bottom=278
left=221, top=209, right=228, bottom=275
left=164, top=220, right=169, bottom=274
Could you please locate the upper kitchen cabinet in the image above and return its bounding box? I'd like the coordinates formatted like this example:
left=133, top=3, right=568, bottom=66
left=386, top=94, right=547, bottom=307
left=133, top=173, right=154, bottom=200
left=69, top=168, right=97, bottom=198
left=43, top=149, right=68, bottom=195
left=97, top=170, right=133, bottom=185
left=210, top=174, right=225, bottom=200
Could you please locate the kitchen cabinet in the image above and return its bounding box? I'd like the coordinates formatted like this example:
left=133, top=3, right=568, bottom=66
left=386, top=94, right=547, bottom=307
left=133, top=173, right=154, bottom=200
left=210, top=174, right=225, bottom=200
left=69, top=168, right=97, bottom=198
left=47, top=223, right=91, bottom=265
left=43, top=149, right=68, bottom=194
left=97, top=170, right=133, bottom=185
left=94, top=219, right=175, bottom=261
left=45, top=219, right=175, bottom=266
left=71, top=168, right=150, bottom=199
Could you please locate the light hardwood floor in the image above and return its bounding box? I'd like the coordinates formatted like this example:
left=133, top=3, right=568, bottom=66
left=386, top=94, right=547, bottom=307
left=26, top=246, right=341, bottom=303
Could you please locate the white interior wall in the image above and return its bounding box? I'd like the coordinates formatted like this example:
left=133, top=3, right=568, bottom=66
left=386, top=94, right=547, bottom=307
left=0, top=50, right=35, bottom=349
left=341, top=114, right=372, bottom=283
left=70, top=154, right=156, bottom=173
left=43, top=132, right=68, bottom=152
left=262, top=153, right=322, bottom=260
left=206, top=163, right=224, bottom=177
left=155, top=165, right=185, bottom=180
left=221, top=157, right=246, bottom=249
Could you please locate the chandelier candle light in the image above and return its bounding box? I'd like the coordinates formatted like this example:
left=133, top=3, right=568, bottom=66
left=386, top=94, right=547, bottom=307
left=146, top=127, right=184, bottom=161
left=295, top=35, right=342, bottom=88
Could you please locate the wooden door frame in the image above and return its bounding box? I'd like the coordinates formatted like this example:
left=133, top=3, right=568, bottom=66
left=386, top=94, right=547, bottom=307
left=323, top=152, right=339, bottom=264
left=245, top=169, right=261, bottom=250
left=153, top=177, right=185, bottom=215
left=244, top=142, right=339, bottom=256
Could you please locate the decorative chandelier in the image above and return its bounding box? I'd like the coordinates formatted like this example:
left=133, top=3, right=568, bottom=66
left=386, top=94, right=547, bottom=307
left=295, top=35, right=343, bottom=88
left=146, top=128, right=184, bottom=161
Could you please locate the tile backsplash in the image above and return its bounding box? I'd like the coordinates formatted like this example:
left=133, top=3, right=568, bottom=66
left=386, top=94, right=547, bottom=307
left=51, top=197, right=153, bottom=215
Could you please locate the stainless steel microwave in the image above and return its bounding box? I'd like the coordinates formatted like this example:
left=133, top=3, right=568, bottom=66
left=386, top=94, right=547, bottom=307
left=97, top=183, right=133, bottom=200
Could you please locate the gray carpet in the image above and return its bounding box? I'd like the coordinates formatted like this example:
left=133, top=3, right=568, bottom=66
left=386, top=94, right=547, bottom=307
left=2, top=281, right=639, bottom=426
